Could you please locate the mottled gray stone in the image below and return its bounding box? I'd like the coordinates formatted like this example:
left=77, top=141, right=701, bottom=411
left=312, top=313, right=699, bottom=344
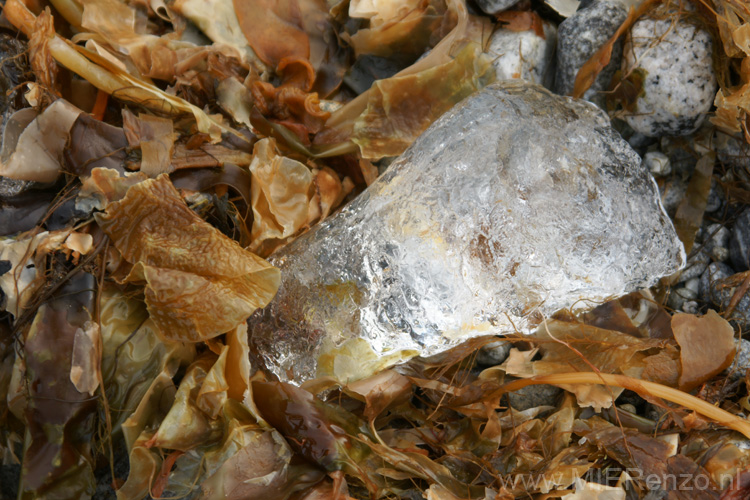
left=475, top=0, right=519, bottom=15
left=667, top=284, right=698, bottom=311
left=724, top=339, right=750, bottom=380
left=488, top=21, right=557, bottom=88
left=0, top=177, right=32, bottom=198
left=700, top=270, right=750, bottom=329
left=726, top=339, right=750, bottom=381
left=507, top=383, right=562, bottom=411
left=680, top=247, right=710, bottom=281
left=705, top=179, right=724, bottom=214
left=554, top=0, right=627, bottom=103
left=704, top=223, right=730, bottom=262
left=248, top=81, right=685, bottom=384
left=476, top=340, right=512, bottom=366
left=620, top=17, right=717, bottom=137
left=731, top=209, right=750, bottom=271
left=700, top=262, right=734, bottom=303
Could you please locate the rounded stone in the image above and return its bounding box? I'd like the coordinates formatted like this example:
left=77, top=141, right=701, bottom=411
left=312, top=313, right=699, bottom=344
left=507, top=383, right=562, bottom=411
left=620, top=17, right=717, bottom=137
left=704, top=223, right=730, bottom=262
left=659, top=177, right=687, bottom=217
left=680, top=248, right=710, bottom=281
left=700, top=270, right=750, bottom=330
left=700, top=261, right=734, bottom=303
left=681, top=300, right=699, bottom=314
left=488, top=21, right=557, bottom=88
left=705, top=179, right=724, bottom=214
left=726, top=339, right=750, bottom=382
left=731, top=209, right=750, bottom=271
left=476, top=339, right=512, bottom=366
left=475, top=0, right=519, bottom=15
left=554, top=0, right=628, bottom=102
left=644, top=151, right=671, bottom=176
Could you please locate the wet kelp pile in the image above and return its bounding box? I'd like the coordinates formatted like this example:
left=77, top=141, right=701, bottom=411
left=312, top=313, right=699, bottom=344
left=1, top=0, right=750, bottom=498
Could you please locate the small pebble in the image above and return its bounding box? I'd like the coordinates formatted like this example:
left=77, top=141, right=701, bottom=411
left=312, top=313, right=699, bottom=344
left=660, top=137, right=699, bottom=178
left=658, top=177, right=687, bottom=217
left=681, top=300, right=699, bottom=314
left=627, top=132, right=656, bottom=155
left=726, top=339, right=750, bottom=382
left=730, top=209, right=750, bottom=271
left=667, top=286, right=697, bottom=312
left=700, top=271, right=750, bottom=330
left=684, top=277, right=700, bottom=295
left=703, top=223, right=730, bottom=262
left=644, top=151, right=671, bottom=177
left=475, top=0, right=519, bottom=15
left=643, top=487, right=668, bottom=500
left=554, top=0, right=628, bottom=103
left=705, top=179, right=724, bottom=214
left=620, top=17, right=717, bottom=137
left=699, top=261, right=734, bottom=303
left=476, top=340, right=512, bottom=366
left=618, top=403, right=637, bottom=414
left=616, top=390, right=646, bottom=411
left=507, top=383, right=562, bottom=411
left=645, top=403, right=665, bottom=423
left=715, top=132, right=750, bottom=168
left=487, top=21, right=557, bottom=88
left=680, top=247, right=710, bottom=281
left=0, top=177, right=32, bottom=198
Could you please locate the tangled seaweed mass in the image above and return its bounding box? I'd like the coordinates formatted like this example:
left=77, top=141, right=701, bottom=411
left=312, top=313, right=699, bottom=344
left=1, top=0, right=750, bottom=499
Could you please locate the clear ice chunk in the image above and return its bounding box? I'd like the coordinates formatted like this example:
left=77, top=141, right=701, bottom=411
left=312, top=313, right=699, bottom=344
left=248, top=81, right=686, bottom=384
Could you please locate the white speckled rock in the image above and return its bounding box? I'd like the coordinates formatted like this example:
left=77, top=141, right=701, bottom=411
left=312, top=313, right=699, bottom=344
left=475, top=0, right=519, bottom=15
left=555, top=0, right=628, bottom=103
left=621, top=17, right=717, bottom=137
left=487, top=22, right=557, bottom=88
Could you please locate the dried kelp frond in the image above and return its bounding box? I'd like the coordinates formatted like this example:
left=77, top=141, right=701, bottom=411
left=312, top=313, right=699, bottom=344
left=121, top=111, right=177, bottom=177
left=4, top=1, right=750, bottom=499
left=171, top=0, right=266, bottom=71
left=28, top=9, right=61, bottom=97
left=345, top=0, right=449, bottom=62
left=0, top=230, right=89, bottom=317
left=99, top=285, right=195, bottom=432
left=0, top=100, right=82, bottom=182
left=707, top=0, right=750, bottom=134
left=351, top=42, right=495, bottom=159
left=248, top=138, right=351, bottom=256
left=233, top=0, right=347, bottom=96
left=64, top=113, right=129, bottom=177
left=19, top=269, right=98, bottom=499
left=671, top=310, right=735, bottom=391
left=199, top=424, right=321, bottom=500
left=248, top=138, right=316, bottom=255
left=95, top=174, right=279, bottom=341
left=314, top=0, right=494, bottom=158
left=4, top=0, right=241, bottom=143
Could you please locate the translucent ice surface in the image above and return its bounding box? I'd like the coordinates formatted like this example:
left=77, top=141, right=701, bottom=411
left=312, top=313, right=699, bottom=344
left=248, top=81, right=685, bottom=384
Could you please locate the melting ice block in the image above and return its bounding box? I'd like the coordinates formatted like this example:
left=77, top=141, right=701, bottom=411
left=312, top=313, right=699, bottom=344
left=248, top=81, right=685, bottom=384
